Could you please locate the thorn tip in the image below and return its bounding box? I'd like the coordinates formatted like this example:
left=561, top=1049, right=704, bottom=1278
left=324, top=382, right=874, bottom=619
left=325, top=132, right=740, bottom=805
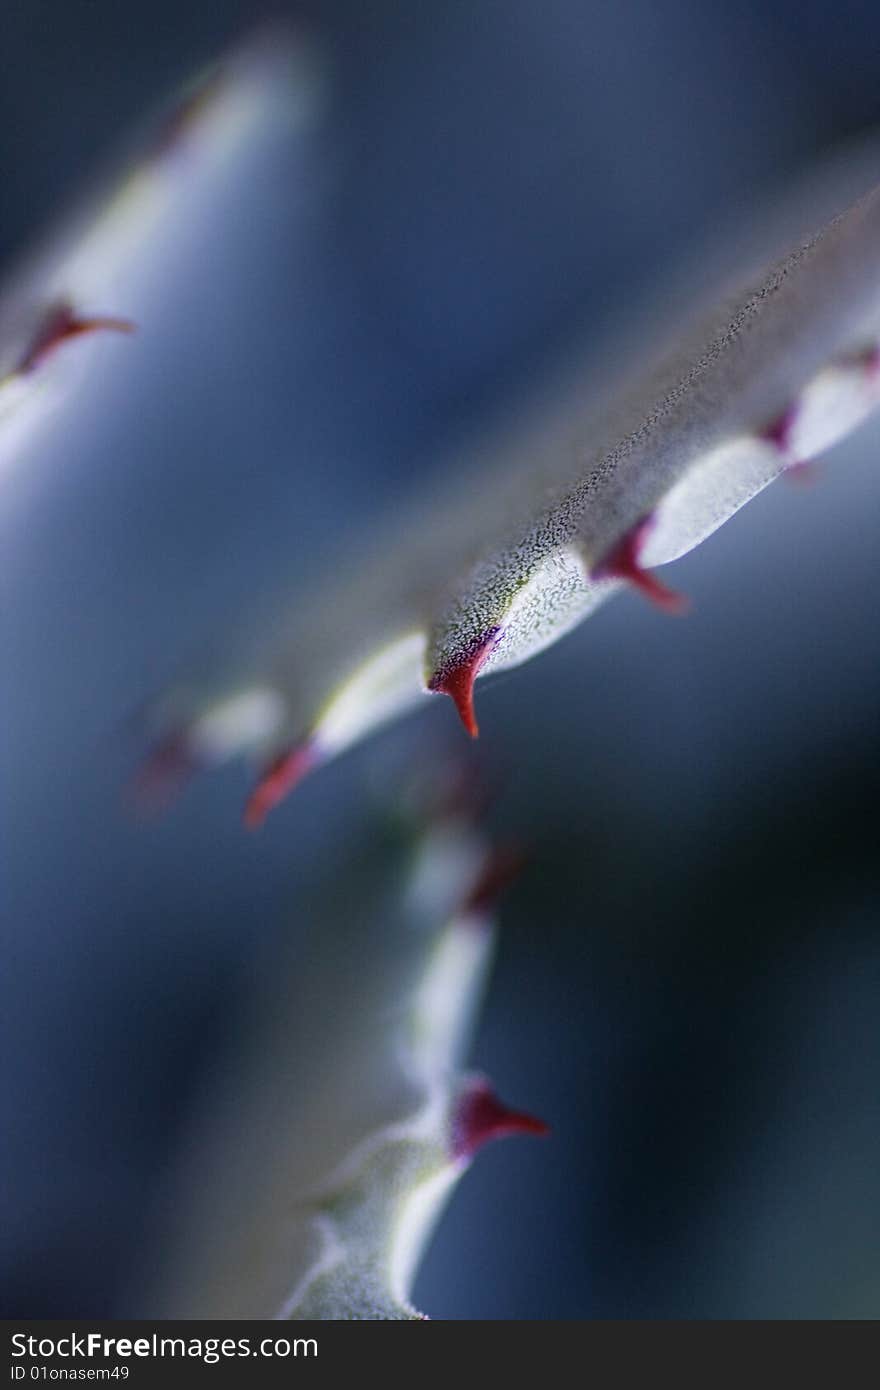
left=594, top=516, right=689, bottom=614
left=452, top=1079, right=549, bottom=1161
left=428, top=629, right=501, bottom=738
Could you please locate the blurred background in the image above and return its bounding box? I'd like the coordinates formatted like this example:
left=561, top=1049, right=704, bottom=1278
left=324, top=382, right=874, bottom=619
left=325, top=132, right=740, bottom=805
left=2, top=0, right=879, bottom=1319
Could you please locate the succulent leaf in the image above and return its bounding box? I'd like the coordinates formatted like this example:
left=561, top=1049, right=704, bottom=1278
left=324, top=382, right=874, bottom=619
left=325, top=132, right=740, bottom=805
left=137, top=171, right=880, bottom=820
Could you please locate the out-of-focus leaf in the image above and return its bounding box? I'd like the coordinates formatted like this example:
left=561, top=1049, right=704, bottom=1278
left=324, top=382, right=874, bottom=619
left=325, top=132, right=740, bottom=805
left=146, top=803, right=546, bottom=1319
left=0, top=26, right=323, bottom=470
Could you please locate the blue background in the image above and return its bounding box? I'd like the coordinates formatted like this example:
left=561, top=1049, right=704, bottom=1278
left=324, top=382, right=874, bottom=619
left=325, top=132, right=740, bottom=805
left=3, top=1, right=879, bottom=1317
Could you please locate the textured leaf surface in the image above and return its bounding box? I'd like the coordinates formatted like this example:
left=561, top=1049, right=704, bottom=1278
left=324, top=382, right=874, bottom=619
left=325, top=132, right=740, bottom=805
left=142, top=167, right=880, bottom=819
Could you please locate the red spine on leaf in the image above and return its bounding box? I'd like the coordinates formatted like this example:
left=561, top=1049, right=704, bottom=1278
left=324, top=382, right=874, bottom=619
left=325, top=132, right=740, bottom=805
left=19, top=303, right=134, bottom=375
left=763, top=401, right=819, bottom=483
left=428, top=628, right=501, bottom=738
left=451, top=1078, right=549, bottom=1161
left=593, top=515, right=689, bottom=614
left=244, top=743, right=317, bottom=827
left=761, top=401, right=799, bottom=456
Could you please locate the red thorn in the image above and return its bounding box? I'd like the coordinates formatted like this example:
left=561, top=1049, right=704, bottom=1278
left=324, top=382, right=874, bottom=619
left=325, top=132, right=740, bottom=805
left=128, top=732, right=198, bottom=812
left=594, top=516, right=689, bottom=614
left=19, top=303, right=134, bottom=375
left=461, top=844, right=527, bottom=921
left=244, top=743, right=316, bottom=828
left=761, top=402, right=799, bottom=457
left=428, top=629, right=501, bottom=738
left=452, top=1079, right=549, bottom=1161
